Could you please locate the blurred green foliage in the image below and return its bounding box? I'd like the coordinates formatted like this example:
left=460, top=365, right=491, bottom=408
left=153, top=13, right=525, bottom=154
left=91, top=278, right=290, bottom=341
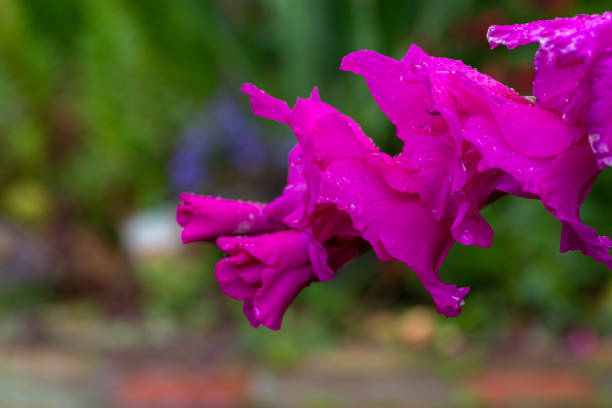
left=1, top=0, right=612, bottom=355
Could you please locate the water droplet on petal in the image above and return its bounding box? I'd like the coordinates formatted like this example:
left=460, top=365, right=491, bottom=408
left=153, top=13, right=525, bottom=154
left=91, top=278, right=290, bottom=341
left=461, top=230, right=474, bottom=244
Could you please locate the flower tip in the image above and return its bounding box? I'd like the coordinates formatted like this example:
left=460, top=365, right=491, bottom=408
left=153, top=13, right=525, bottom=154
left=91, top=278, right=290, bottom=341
left=180, top=228, right=195, bottom=244
left=339, top=50, right=369, bottom=72
left=244, top=300, right=283, bottom=330
left=437, top=303, right=463, bottom=318
left=240, top=83, right=290, bottom=124
left=338, top=54, right=354, bottom=72
left=263, top=321, right=282, bottom=330
left=176, top=204, right=192, bottom=228
left=309, top=86, right=320, bottom=101
left=178, top=192, right=197, bottom=203
left=435, top=286, right=470, bottom=318
left=215, top=236, right=236, bottom=252
left=240, top=82, right=258, bottom=95
left=486, top=25, right=501, bottom=48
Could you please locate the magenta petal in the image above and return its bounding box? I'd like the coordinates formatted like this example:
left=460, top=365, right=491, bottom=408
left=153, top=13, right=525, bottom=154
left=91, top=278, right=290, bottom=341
left=241, top=83, right=291, bottom=124
left=215, top=228, right=361, bottom=330
left=451, top=201, right=494, bottom=247
left=318, top=158, right=468, bottom=316
left=177, top=193, right=283, bottom=243
left=538, top=145, right=612, bottom=267
left=264, top=145, right=309, bottom=226
left=492, top=99, right=581, bottom=158
left=214, top=231, right=316, bottom=330
left=589, top=53, right=612, bottom=167
left=488, top=12, right=612, bottom=167
left=397, top=135, right=457, bottom=219
left=250, top=265, right=314, bottom=330
left=289, top=97, right=419, bottom=196
left=463, top=115, right=545, bottom=193
left=400, top=44, right=528, bottom=106
left=340, top=49, right=434, bottom=142
left=306, top=237, right=334, bottom=282
left=215, top=256, right=260, bottom=300
left=217, top=231, right=311, bottom=269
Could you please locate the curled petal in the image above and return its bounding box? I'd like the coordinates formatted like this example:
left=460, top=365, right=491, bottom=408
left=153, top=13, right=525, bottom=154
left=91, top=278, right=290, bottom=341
left=589, top=52, right=612, bottom=167
left=264, top=145, right=309, bottom=226
left=214, top=231, right=315, bottom=330
left=488, top=12, right=612, bottom=167
left=177, top=193, right=283, bottom=243
left=215, top=256, right=261, bottom=300
left=451, top=201, right=494, bottom=247
left=247, top=265, right=315, bottom=330
left=490, top=97, right=582, bottom=158
left=340, top=49, right=435, bottom=142
left=215, top=229, right=362, bottom=330
left=217, top=230, right=311, bottom=269
left=241, top=83, right=291, bottom=124
left=539, top=145, right=612, bottom=268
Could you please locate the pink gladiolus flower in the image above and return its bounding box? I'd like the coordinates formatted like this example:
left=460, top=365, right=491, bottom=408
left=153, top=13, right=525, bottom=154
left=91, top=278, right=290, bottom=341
left=243, top=82, right=472, bottom=317
left=488, top=12, right=612, bottom=168
left=178, top=11, right=612, bottom=329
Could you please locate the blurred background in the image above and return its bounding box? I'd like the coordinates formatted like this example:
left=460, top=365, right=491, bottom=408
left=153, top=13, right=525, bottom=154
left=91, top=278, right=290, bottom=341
left=1, top=0, right=612, bottom=407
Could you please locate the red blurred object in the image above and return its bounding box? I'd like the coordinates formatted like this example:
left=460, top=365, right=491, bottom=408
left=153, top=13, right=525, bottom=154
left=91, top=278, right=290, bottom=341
left=116, top=369, right=248, bottom=408
left=469, top=368, right=595, bottom=406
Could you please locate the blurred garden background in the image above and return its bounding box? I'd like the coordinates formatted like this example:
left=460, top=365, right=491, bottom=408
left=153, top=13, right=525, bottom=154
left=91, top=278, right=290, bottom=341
left=1, top=0, right=612, bottom=406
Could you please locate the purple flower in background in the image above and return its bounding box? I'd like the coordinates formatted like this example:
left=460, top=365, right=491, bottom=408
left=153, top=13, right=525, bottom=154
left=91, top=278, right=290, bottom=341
left=169, top=126, right=211, bottom=193
left=168, top=91, right=287, bottom=195
left=0, top=221, right=54, bottom=287
left=488, top=12, right=612, bottom=168
left=214, top=96, right=267, bottom=174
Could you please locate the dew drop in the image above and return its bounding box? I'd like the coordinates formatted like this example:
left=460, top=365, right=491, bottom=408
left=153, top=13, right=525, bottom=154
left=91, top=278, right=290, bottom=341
left=461, top=230, right=474, bottom=244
